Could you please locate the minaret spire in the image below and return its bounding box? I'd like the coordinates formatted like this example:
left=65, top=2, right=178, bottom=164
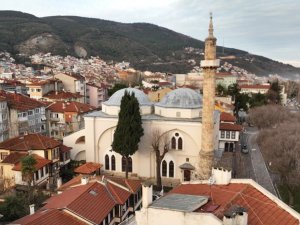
left=209, top=12, right=214, bottom=38
left=197, top=13, right=220, bottom=180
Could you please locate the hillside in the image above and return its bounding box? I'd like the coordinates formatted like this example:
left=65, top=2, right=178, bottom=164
left=0, top=10, right=299, bottom=77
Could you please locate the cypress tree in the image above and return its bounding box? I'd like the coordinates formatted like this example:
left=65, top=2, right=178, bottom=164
left=112, top=90, right=144, bottom=178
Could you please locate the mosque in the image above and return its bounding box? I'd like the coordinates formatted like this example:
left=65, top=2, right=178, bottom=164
left=63, top=15, right=220, bottom=182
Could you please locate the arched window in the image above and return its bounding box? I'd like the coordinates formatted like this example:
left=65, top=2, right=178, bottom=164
left=105, top=155, right=110, bottom=170
left=111, top=155, right=116, bottom=171
left=122, top=156, right=126, bottom=172
left=162, top=160, right=167, bottom=177
left=178, top=137, right=183, bottom=150
left=171, top=137, right=176, bottom=149
left=169, top=161, right=174, bottom=177
left=128, top=157, right=132, bottom=172
left=121, top=156, right=132, bottom=172
left=171, top=132, right=183, bottom=150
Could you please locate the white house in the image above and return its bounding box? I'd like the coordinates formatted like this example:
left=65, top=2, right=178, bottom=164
left=64, top=88, right=220, bottom=183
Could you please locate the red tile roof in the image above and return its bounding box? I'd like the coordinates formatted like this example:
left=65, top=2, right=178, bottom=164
left=74, top=162, right=102, bottom=174
left=1, top=152, right=27, bottom=164
left=0, top=91, right=44, bottom=111
left=220, top=123, right=242, bottom=131
left=239, top=84, right=270, bottom=89
left=43, top=182, right=116, bottom=224
left=12, top=154, right=51, bottom=171
left=170, top=183, right=299, bottom=225
left=0, top=133, right=60, bottom=151
left=59, top=144, right=72, bottom=153
left=43, top=91, right=82, bottom=100
left=220, top=112, right=236, bottom=122
left=107, top=181, right=131, bottom=204
left=216, top=72, right=236, bottom=77
left=12, top=208, right=87, bottom=225
left=46, top=101, right=95, bottom=114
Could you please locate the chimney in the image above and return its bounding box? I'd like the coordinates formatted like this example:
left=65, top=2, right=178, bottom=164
left=212, top=167, right=232, bottom=185
left=81, top=176, right=89, bottom=185
left=223, top=205, right=248, bottom=225
left=29, top=204, right=35, bottom=215
left=142, top=183, right=153, bottom=208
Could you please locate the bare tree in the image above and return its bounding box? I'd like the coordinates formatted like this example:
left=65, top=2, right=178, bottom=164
left=151, top=128, right=170, bottom=188
left=258, top=122, right=300, bottom=206
left=248, top=105, right=290, bottom=129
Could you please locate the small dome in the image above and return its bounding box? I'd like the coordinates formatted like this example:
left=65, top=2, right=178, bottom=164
left=156, top=88, right=202, bottom=109
left=103, top=88, right=152, bottom=106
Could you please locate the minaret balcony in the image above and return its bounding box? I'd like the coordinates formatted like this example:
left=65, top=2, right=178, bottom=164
left=200, top=59, right=220, bottom=68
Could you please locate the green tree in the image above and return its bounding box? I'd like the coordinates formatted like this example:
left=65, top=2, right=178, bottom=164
left=266, top=80, right=282, bottom=104
left=112, top=91, right=144, bottom=178
left=21, top=155, right=37, bottom=203
left=228, top=83, right=240, bottom=101
left=0, top=195, right=27, bottom=221
left=249, top=93, right=267, bottom=107
left=216, top=84, right=227, bottom=96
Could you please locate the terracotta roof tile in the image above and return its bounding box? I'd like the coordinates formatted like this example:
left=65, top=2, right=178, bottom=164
left=0, top=133, right=60, bottom=151
left=12, top=208, right=88, bottom=225
left=220, top=112, right=236, bottom=122
left=0, top=91, right=44, bottom=111
left=43, top=91, right=82, bottom=100
left=1, top=152, right=27, bottom=164
left=46, top=101, right=95, bottom=114
left=59, top=144, right=72, bottom=153
left=12, top=154, right=51, bottom=171
left=220, top=123, right=242, bottom=131
left=170, top=183, right=299, bottom=225
left=74, top=162, right=102, bottom=174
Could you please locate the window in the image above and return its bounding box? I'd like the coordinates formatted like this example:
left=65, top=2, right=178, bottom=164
left=0, top=152, right=8, bottom=160
left=122, top=156, right=132, bottom=172
left=35, top=108, right=40, bottom=113
left=128, top=157, right=132, bottom=172
left=35, top=171, right=39, bottom=180
left=162, top=160, right=167, bottom=177
left=45, top=165, right=49, bottom=174
left=231, top=131, right=236, bottom=139
left=221, top=131, right=225, bottom=138
left=41, top=168, right=44, bottom=177
left=171, top=132, right=183, bottom=150
left=178, top=137, right=183, bottom=150
left=111, top=155, right=116, bottom=171
left=171, top=137, right=176, bottom=149
left=105, top=155, right=110, bottom=170
left=36, top=89, right=41, bottom=92
left=169, top=161, right=174, bottom=177
left=28, top=110, right=34, bottom=116
left=122, top=157, right=126, bottom=172
left=226, top=131, right=230, bottom=139
left=45, top=151, right=48, bottom=160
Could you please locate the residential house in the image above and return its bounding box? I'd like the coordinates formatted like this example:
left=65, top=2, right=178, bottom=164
left=46, top=101, right=95, bottom=139
left=26, top=78, right=63, bottom=100
left=0, top=133, right=69, bottom=188
left=54, top=73, right=86, bottom=101
left=239, top=84, right=270, bottom=94
left=0, top=96, right=9, bottom=142
left=136, top=168, right=300, bottom=225
left=215, top=72, right=237, bottom=88
left=0, top=79, right=27, bottom=94
left=43, top=90, right=83, bottom=103
left=86, top=82, right=108, bottom=108
left=219, top=112, right=242, bottom=152
left=13, top=176, right=142, bottom=225
left=0, top=91, right=47, bottom=138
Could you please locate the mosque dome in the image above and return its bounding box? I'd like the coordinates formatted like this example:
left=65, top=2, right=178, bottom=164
left=103, top=88, right=152, bottom=106
left=156, top=88, right=202, bottom=109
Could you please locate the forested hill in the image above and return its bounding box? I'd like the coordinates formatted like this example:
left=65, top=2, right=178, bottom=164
left=0, top=10, right=299, bottom=77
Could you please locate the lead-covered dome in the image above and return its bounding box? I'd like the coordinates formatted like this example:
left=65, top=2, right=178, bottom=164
left=102, top=88, right=152, bottom=116
left=156, top=88, right=202, bottom=109
left=103, top=88, right=152, bottom=106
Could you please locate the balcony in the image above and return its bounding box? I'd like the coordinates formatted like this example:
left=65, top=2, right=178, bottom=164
left=49, top=117, right=60, bottom=122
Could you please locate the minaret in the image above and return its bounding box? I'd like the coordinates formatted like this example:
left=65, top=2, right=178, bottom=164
left=198, top=13, right=220, bottom=179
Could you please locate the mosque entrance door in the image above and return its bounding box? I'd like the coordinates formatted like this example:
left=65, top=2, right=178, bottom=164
left=183, top=170, right=191, bottom=181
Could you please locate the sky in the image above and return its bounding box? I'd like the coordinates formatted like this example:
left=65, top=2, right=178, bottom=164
left=1, top=0, right=300, bottom=67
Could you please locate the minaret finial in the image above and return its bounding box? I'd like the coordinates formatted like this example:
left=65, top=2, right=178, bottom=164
left=209, top=12, right=214, bottom=37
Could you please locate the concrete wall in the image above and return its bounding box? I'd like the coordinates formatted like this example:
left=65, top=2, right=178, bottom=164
left=136, top=207, right=222, bottom=225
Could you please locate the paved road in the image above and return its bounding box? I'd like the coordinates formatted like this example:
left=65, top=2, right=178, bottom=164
left=243, top=127, right=277, bottom=196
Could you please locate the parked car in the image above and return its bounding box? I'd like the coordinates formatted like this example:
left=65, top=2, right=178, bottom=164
left=241, top=144, right=249, bottom=154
